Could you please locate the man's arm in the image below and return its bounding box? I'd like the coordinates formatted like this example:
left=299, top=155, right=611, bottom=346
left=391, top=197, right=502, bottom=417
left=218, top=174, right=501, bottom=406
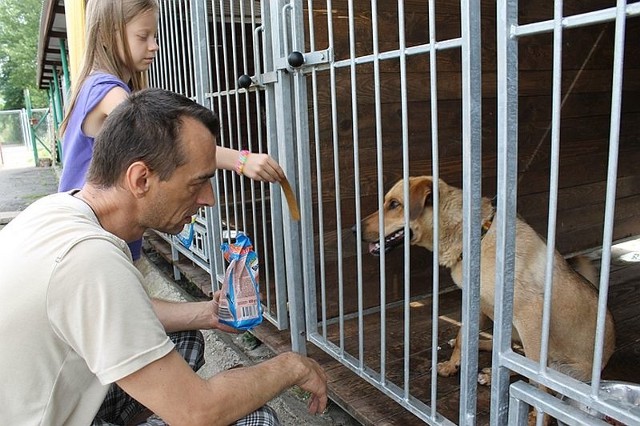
left=116, top=349, right=327, bottom=426
left=150, top=292, right=237, bottom=333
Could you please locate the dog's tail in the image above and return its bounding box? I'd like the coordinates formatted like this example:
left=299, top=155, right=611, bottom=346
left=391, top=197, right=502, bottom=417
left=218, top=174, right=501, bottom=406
left=568, top=255, right=599, bottom=288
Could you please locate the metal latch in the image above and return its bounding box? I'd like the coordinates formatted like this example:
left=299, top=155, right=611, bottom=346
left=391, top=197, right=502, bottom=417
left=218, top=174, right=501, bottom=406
left=238, top=48, right=333, bottom=90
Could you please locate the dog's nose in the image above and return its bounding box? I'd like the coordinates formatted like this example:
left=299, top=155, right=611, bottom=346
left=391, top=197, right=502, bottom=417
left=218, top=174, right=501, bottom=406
left=351, top=224, right=357, bottom=235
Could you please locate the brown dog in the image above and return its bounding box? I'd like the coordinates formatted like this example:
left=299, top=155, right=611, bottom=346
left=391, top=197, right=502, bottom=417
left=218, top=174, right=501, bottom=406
left=359, top=176, right=616, bottom=384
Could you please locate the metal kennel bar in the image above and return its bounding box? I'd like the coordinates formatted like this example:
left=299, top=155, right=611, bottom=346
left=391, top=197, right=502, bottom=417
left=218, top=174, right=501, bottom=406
left=494, top=0, right=640, bottom=425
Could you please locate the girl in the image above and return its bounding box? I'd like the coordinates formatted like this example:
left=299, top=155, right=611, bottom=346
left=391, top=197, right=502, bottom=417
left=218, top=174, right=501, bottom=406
left=59, top=0, right=284, bottom=261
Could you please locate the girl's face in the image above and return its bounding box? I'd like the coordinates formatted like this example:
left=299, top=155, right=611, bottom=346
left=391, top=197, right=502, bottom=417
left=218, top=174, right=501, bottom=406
left=120, top=8, right=159, bottom=73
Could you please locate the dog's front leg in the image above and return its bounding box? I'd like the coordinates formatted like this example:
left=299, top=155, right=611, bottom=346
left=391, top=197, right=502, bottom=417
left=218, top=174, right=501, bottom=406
left=437, top=328, right=463, bottom=376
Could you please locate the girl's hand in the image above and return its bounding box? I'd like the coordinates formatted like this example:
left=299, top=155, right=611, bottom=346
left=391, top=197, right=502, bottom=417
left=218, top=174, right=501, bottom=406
left=241, top=153, right=285, bottom=183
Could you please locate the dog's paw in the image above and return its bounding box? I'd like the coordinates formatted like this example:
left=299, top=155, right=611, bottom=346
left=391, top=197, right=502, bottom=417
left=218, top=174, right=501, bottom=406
left=437, top=360, right=460, bottom=377
left=477, top=367, right=492, bottom=386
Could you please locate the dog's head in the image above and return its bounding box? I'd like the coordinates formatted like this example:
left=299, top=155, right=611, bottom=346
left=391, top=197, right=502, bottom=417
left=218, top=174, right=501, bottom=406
left=358, top=176, right=439, bottom=255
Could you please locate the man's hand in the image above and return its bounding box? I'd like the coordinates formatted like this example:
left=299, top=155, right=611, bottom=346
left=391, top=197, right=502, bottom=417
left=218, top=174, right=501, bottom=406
left=292, top=354, right=328, bottom=414
left=208, top=290, right=242, bottom=333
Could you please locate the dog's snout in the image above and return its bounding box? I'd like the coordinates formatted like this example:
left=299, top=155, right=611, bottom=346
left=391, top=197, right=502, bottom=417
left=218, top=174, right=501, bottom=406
left=351, top=224, right=358, bottom=235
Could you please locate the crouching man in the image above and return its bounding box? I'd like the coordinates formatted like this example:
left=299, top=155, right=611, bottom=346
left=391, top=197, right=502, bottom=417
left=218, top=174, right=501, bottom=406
left=0, top=88, right=327, bottom=425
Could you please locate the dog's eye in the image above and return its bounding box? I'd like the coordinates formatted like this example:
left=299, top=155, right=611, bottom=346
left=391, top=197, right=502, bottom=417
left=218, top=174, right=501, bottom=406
left=389, top=200, right=401, bottom=210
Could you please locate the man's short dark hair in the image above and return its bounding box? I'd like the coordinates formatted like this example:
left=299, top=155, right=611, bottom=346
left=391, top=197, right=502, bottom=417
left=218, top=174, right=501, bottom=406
left=86, top=88, right=220, bottom=187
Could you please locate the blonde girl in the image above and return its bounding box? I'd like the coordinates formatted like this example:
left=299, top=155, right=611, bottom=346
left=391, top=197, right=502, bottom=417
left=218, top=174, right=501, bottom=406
left=59, top=0, right=284, bottom=261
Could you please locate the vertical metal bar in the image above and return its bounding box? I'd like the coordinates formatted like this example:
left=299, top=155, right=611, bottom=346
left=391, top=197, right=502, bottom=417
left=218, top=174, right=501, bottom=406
left=177, top=0, right=189, bottom=98
left=167, top=0, right=177, bottom=93
left=239, top=0, right=258, bottom=247
left=397, top=0, right=412, bottom=400
left=23, top=88, right=38, bottom=165
left=218, top=0, right=241, bottom=232
left=492, top=0, right=519, bottom=424
left=290, top=0, right=317, bottom=352
left=460, top=0, right=483, bottom=423
left=325, top=0, right=345, bottom=354
left=271, top=0, right=305, bottom=351
left=192, top=0, right=224, bottom=288
left=369, top=0, right=387, bottom=386
left=229, top=1, right=249, bottom=233
left=539, top=0, right=564, bottom=377
left=210, top=0, right=228, bottom=255
left=216, top=1, right=234, bottom=248
left=165, top=0, right=172, bottom=91
left=58, top=39, right=71, bottom=101
left=428, top=0, right=441, bottom=417
left=305, top=0, right=327, bottom=340
left=591, top=0, right=626, bottom=395
left=155, top=1, right=163, bottom=88
left=261, top=0, right=289, bottom=330
left=249, top=21, right=275, bottom=318
left=346, top=0, right=365, bottom=371
left=191, top=0, right=211, bottom=107
left=173, top=0, right=181, bottom=94
left=508, top=390, right=531, bottom=425
left=188, top=0, right=197, bottom=100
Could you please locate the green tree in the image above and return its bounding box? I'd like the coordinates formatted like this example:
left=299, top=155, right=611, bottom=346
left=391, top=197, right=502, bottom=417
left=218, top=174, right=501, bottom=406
left=0, top=0, right=48, bottom=110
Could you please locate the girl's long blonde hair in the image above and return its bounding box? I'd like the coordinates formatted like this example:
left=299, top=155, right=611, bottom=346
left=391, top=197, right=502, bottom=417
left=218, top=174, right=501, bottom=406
left=60, top=0, right=159, bottom=135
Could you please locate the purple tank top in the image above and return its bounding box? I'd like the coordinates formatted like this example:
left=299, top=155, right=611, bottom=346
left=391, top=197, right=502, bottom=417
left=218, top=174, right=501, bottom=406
left=59, top=72, right=130, bottom=192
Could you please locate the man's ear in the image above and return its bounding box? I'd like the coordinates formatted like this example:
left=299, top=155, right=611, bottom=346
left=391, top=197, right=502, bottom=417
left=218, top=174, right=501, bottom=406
left=126, top=161, right=152, bottom=198
left=408, top=177, right=434, bottom=220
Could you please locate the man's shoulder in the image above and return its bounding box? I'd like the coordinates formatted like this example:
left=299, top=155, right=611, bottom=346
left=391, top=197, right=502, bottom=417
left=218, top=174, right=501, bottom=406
left=3, top=193, right=127, bottom=256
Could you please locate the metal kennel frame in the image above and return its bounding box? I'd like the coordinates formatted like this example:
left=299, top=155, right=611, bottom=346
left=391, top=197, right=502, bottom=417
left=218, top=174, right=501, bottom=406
left=147, top=0, right=639, bottom=424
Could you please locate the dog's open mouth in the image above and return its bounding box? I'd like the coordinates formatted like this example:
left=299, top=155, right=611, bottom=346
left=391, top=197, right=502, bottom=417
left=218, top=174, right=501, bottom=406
left=368, top=228, right=412, bottom=256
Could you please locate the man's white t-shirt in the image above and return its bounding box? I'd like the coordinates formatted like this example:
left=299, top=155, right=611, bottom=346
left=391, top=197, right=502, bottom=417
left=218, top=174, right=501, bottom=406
left=0, top=192, right=174, bottom=425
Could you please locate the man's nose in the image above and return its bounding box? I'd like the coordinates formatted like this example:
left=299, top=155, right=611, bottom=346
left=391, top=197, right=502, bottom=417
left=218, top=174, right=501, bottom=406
left=198, top=180, right=215, bottom=207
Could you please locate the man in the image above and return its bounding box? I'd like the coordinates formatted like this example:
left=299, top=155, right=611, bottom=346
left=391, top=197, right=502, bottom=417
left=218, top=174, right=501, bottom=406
left=0, top=88, right=327, bottom=425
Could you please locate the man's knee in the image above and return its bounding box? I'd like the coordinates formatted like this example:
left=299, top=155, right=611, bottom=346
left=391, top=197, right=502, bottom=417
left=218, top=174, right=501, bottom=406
left=167, top=330, right=205, bottom=371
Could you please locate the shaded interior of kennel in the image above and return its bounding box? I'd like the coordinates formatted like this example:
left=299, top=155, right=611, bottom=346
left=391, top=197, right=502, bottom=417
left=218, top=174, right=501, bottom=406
left=303, top=0, right=640, bottom=321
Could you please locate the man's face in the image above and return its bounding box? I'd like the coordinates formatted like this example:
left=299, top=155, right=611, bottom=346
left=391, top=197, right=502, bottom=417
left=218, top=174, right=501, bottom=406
left=142, top=117, right=217, bottom=234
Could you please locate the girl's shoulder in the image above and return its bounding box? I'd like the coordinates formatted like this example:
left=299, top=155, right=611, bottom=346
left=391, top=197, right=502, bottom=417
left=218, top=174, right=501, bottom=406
left=86, top=72, right=130, bottom=91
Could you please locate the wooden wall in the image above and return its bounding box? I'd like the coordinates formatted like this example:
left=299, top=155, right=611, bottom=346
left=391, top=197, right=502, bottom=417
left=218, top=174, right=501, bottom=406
left=300, top=0, right=640, bottom=312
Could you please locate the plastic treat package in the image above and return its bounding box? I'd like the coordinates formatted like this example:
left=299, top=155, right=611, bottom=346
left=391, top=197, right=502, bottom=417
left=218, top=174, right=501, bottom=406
left=219, top=233, right=263, bottom=330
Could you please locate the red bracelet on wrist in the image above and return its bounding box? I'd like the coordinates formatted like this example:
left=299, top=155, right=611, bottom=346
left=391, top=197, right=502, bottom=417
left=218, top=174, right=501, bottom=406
left=235, top=150, right=250, bottom=175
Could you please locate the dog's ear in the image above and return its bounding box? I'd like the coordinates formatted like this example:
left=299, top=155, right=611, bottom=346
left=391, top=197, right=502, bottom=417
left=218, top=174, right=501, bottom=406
left=408, top=178, right=434, bottom=220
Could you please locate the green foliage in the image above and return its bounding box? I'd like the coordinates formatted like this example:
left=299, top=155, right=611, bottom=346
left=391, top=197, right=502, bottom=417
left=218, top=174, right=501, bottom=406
left=0, top=0, right=49, bottom=110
